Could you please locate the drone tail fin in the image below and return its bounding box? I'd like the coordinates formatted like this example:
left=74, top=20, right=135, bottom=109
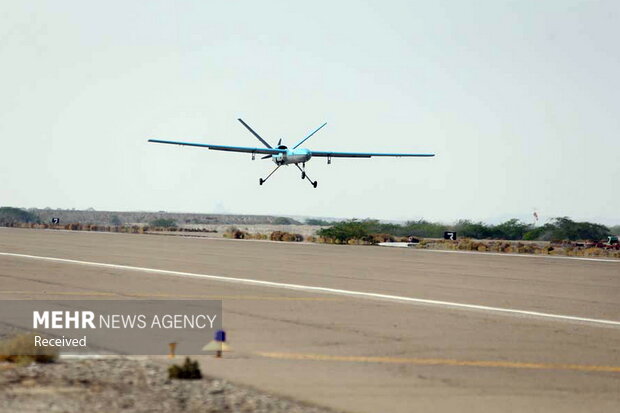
left=293, top=122, right=327, bottom=149
left=238, top=118, right=272, bottom=149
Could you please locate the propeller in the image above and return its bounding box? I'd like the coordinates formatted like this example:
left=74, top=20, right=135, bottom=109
left=262, top=139, right=283, bottom=159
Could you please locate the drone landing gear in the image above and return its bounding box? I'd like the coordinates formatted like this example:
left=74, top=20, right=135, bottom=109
left=259, top=165, right=281, bottom=186
left=295, top=164, right=318, bottom=188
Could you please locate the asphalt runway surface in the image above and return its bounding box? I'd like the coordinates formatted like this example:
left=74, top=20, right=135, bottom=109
left=1, top=228, right=619, bottom=412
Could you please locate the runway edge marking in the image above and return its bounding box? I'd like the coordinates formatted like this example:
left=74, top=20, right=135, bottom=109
left=2, top=252, right=619, bottom=328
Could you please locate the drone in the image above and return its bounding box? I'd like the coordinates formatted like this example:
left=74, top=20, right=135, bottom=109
left=149, top=119, right=434, bottom=188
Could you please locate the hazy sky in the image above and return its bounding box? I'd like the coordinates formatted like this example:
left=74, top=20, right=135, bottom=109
left=1, top=1, right=619, bottom=224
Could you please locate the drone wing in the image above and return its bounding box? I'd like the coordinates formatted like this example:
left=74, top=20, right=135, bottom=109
left=148, top=139, right=285, bottom=155
left=310, top=150, right=435, bottom=158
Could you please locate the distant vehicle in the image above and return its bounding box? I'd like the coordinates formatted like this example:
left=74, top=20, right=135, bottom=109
left=149, top=119, right=434, bottom=188
left=582, top=236, right=619, bottom=250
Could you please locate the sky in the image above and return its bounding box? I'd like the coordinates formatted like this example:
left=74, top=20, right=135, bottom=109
left=1, top=1, right=618, bottom=225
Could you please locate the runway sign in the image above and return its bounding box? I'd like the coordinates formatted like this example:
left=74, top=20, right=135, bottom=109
left=444, top=231, right=457, bottom=241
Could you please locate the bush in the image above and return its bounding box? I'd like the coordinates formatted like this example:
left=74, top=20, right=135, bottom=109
left=168, top=357, right=202, bottom=380
left=0, top=333, right=58, bottom=364
left=317, top=220, right=371, bottom=244
left=223, top=227, right=248, bottom=239
left=371, top=233, right=395, bottom=243
left=270, top=231, right=303, bottom=242
left=149, top=218, right=177, bottom=228
left=247, top=233, right=268, bottom=240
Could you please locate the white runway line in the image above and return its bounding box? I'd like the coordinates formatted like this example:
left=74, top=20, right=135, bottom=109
left=1, top=251, right=619, bottom=328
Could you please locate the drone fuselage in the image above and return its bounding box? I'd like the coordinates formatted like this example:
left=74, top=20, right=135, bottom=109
left=272, top=147, right=312, bottom=166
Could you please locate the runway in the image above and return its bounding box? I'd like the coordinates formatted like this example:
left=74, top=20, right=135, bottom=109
left=1, top=228, right=619, bottom=412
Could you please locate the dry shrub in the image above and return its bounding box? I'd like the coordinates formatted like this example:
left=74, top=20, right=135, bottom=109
left=0, top=333, right=58, bottom=364
left=371, top=234, right=395, bottom=243
left=345, top=238, right=372, bottom=245
left=485, top=242, right=499, bottom=252
left=232, top=230, right=246, bottom=239
left=583, top=247, right=604, bottom=257
left=515, top=243, right=535, bottom=254
left=224, top=229, right=247, bottom=239
left=457, top=239, right=478, bottom=251
left=223, top=227, right=247, bottom=239
left=247, top=233, right=268, bottom=240
left=270, top=231, right=285, bottom=241
left=270, top=231, right=303, bottom=242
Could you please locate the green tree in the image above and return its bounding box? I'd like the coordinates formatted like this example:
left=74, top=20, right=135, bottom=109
left=523, top=225, right=554, bottom=241
left=454, top=220, right=492, bottom=239
left=0, top=207, right=39, bottom=225
left=547, top=217, right=609, bottom=241
left=492, top=219, right=533, bottom=240
left=317, top=220, right=370, bottom=243
left=402, top=220, right=447, bottom=238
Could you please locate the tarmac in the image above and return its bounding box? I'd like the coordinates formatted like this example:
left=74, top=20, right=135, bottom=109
left=1, top=227, right=619, bottom=412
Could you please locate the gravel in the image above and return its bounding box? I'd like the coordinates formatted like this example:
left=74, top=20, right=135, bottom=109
left=0, top=358, right=338, bottom=413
